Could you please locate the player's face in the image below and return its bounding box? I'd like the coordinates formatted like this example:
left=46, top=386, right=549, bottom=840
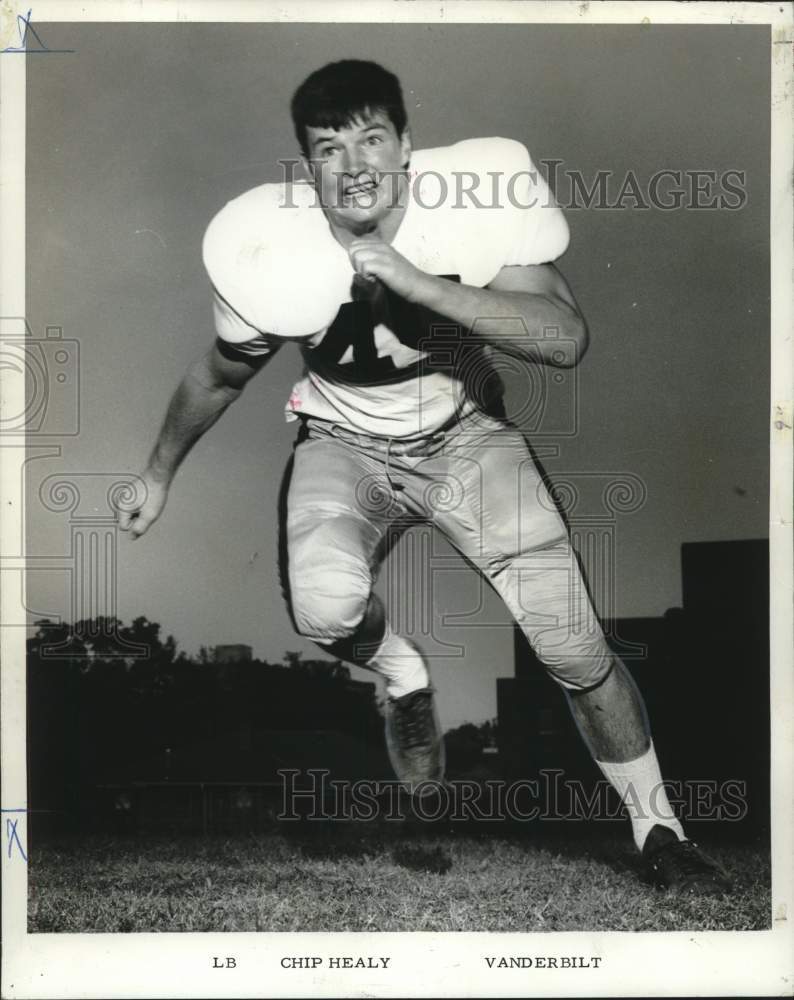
left=304, top=111, right=411, bottom=232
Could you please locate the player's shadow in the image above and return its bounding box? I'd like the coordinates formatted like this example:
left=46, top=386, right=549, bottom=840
left=391, top=843, right=453, bottom=875
left=512, top=819, right=642, bottom=879
left=283, top=817, right=398, bottom=862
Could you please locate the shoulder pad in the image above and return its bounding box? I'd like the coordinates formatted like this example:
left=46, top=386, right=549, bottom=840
left=407, top=137, right=568, bottom=285
left=202, top=183, right=351, bottom=337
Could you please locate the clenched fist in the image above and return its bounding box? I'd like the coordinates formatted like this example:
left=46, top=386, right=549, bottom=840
left=117, top=469, right=170, bottom=539
left=348, top=240, right=431, bottom=303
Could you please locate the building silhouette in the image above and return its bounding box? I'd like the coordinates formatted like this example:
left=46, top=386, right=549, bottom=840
left=497, top=539, right=770, bottom=834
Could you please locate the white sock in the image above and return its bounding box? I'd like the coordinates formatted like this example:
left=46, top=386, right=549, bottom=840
left=369, top=625, right=429, bottom=699
left=595, top=741, right=685, bottom=852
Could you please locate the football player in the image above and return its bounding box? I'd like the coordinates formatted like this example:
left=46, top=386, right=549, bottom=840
left=121, top=59, right=730, bottom=895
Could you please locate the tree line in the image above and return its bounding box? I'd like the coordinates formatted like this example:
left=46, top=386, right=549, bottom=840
left=26, top=616, right=384, bottom=822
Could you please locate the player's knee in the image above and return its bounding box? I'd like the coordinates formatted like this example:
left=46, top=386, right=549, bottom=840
left=287, top=509, right=379, bottom=642
left=533, top=636, right=614, bottom=692
left=290, top=571, right=370, bottom=643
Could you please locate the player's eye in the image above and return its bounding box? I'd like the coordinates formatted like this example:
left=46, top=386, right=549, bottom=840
left=366, top=135, right=383, bottom=145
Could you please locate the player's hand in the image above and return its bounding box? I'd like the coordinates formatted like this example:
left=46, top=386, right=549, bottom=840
left=117, top=469, right=170, bottom=540
left=348, top=240, right=431, bottom=303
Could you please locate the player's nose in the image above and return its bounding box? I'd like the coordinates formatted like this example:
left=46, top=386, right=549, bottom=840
left=340, top=144, right=366, bottom=176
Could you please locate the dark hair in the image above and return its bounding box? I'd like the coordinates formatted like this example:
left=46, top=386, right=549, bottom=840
left=291, top=59, right=407, bottom=155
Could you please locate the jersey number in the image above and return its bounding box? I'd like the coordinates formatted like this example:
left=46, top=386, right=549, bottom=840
left=312, top=274, right=461, bottom=384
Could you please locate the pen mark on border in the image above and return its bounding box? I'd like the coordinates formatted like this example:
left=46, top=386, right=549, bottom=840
left=2, top=9, right=75, bottom=54
left=4, top=813, right=28, bottom=862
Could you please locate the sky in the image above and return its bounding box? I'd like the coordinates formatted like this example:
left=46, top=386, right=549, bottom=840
left=24, top=22, right=770, bottom=730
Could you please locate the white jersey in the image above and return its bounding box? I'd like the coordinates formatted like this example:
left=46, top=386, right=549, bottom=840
left=202, top=137, right=570, bottom=438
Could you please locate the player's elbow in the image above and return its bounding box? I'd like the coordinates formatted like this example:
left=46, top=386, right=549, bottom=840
left=188, top=349, right=245, bottom=402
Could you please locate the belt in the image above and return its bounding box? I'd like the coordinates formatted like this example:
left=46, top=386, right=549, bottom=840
left=311, top=420, right=448, bottom=457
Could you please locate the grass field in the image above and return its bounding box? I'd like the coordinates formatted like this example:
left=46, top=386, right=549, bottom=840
left=28, top=820, right=770, bottom=933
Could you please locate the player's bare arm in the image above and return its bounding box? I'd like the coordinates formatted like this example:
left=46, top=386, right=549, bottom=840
left=119, top=341, right=273, bottom=538
left=347, top=240, right=588, bottom=368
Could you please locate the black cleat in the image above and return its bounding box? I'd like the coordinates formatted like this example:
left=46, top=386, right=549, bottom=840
left=385, top=687, right=445, bottom=796
left=642, top=824, right=732, bottom=896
